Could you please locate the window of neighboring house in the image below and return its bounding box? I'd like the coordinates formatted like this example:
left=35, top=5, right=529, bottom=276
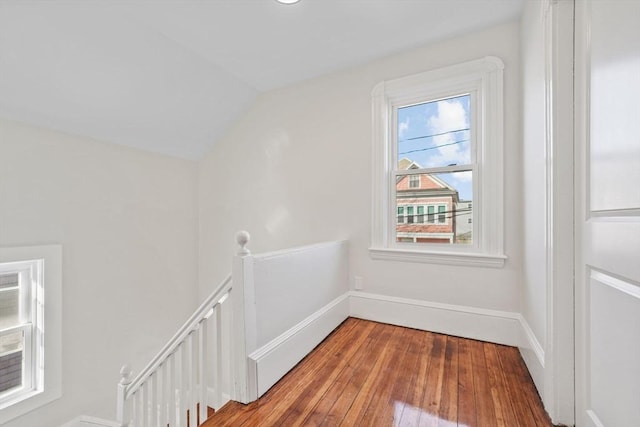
left=426, top=206, right=435, bottom=223
left=0, top=246, right=61, bottom=424
left=417, top=206, right=425, bottom=223
left=425, top=204, right=448, bottom=224
left=438, top=205, right=447, bottom=224
left=397, top=206, right=405, bottom=224
left=406, top=206, right=414, bottom=223
left=370, top=57, right=506, bottom=267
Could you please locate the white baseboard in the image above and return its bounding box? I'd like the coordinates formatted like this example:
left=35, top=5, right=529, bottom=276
left=59, top=416, right=120, bottom=427
left=248, top=293, right=350, bottom=398
left=349, top=291, right=521, bottom=346
left=349, top=291, right=550, bottom=413
left=517, top=314, right=545, bottom=396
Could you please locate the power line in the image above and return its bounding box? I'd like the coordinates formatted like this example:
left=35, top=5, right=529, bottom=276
left=399, top=127, right=469, bottom=143
left=396, top=207, right=472, bottom=218
left=398, top=139, right=469, bottom=156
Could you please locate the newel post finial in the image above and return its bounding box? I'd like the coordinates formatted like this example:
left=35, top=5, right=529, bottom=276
left=236, top=230, right=251, bottom=255
left=119, top=364, right=132, bottom=385
left=117, top=364, right=133, bottom=426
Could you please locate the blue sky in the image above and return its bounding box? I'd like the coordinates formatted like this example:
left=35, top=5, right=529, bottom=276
left=397, top=94, right=473, bottom=200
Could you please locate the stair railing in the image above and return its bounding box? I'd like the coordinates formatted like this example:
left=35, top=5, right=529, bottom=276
left=116, top=231, right=256, bottom=427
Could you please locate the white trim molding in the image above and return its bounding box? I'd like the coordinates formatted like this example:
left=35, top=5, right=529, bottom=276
left=349, top=291, right=548, bottom=397
left=370, top=56, right=506, bottom=267
left=248, top=293, right=349, bottom=398
left=247, top=290, right=546, bottom=402
left=518, top=314, right=546, bottom=396
left=369, top=247, right=506, bottom=268
left=348, top=291, right=520, bottom=346
left=542, top=0, right=575, bottom=424
left=0, top=245, right=62, bottom=425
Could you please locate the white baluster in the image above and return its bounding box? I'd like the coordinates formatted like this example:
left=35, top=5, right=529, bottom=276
left=130, top=391, right=137, bottom=426
left=150, top=373, right=157, bottom=427
left=160, top=362, right=167, bottom=426
left=140, top=380, right=148, bottom=427
left=169, top=353, right=177, bottom=427
left=180, top=343, right=188, bottom=427
left=190, top=330, right=198, bottom=426
left=214, top=304, right=223, bottom=410
left=199, top=318, right=208, bottom=423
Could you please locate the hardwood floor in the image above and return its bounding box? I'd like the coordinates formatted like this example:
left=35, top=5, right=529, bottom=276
left=206, top=318, right=551, bottom=426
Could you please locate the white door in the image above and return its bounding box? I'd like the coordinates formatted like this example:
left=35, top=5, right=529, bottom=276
left=574, top=1, right=640, bottom=426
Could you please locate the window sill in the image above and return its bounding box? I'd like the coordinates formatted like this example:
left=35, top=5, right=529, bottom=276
left=369, top=247, right=507, bottom=268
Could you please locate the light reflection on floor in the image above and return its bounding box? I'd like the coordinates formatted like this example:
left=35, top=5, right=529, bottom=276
left=394, top=401, right=468, bottom=427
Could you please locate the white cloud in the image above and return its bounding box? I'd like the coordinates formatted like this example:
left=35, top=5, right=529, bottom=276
left=398, top=117, right=410, bottom=139
left=425, top=98, right=470, bottom=168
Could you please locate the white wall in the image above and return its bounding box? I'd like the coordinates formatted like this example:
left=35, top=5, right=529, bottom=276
left=0, top=119, right=199, bottom=426
left=199, top=22, right=522, bottom=315
left=520, top=0, right=548, bottom=392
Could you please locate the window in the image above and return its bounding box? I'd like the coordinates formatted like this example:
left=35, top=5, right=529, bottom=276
left=397, top=206, right=405, bottom=224
left=370, top=57, right=506, bottom=267
left=417, top=206, right=425, bottom=223
left=438, top=206, right=447, bottom=224
left=0, top=262, right=39, bottom=400
left=426, top=206, right=435, bottom=223
left=0, top=246, right=61, bottom=424
left=406, top=206, right=414, bottom=223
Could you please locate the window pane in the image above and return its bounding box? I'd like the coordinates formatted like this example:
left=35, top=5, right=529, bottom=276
left=0, top=330, right=23, bottom=393
left=0, top=274, right=18, bottom=290
left=397, top=94, right=471, bottom=169
left=438, top=205, right=446, bottom=223
left=396, top=171, right=473, bottom=244
left=397, top=206, right=404, bottom=224
left=417, top=206, right=425, bottom=223
left=0, top=285, right=20, bottom=330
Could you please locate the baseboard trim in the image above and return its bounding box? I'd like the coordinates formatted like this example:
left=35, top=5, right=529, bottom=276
left=248, top=293, right=350, bottom=397
left=517, top=314, right=545, bottom=395
left=348, top=291, right=521, bottom=346
left=59, top=416, right=120, bottom=427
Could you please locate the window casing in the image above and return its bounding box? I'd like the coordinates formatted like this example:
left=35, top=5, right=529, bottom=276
left=0, top=260, right=41, bottom=407
left=0, top=246, right=61, bottom=424
left=370, top=57, right=506, bottom=267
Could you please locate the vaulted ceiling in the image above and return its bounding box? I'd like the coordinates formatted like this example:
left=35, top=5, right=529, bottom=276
left=0, top=0, right=524, bottom=159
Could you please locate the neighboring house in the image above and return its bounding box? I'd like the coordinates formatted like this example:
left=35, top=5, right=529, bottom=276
left=396, top=159, right=461, bottom=244
left=455, top=200, right=473, bottom=243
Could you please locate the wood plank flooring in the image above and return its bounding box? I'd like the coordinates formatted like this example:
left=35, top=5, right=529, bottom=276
left=206, top=318, right=551, bottom=426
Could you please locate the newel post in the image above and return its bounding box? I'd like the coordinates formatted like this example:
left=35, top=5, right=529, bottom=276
left=232, top=231, right=258, bottom=404
left=116, top=364, right=132, bottom=427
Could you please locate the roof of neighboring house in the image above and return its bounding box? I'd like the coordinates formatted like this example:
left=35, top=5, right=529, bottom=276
left=398, top=157, right=421, bottom=170
left=397, top=158, right=457, bottom=194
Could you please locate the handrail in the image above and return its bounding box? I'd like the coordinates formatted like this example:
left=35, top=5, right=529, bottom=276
left=124, top=273, right=232, bottom=397
left=117, top=232, right=254, bottom=426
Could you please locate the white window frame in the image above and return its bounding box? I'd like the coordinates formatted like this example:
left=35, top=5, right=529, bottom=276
left=370, top=57, right=506, bottom=267
left=0, top=261, right=38, bottom=402
left=0, top=245, right=61, bottom=424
